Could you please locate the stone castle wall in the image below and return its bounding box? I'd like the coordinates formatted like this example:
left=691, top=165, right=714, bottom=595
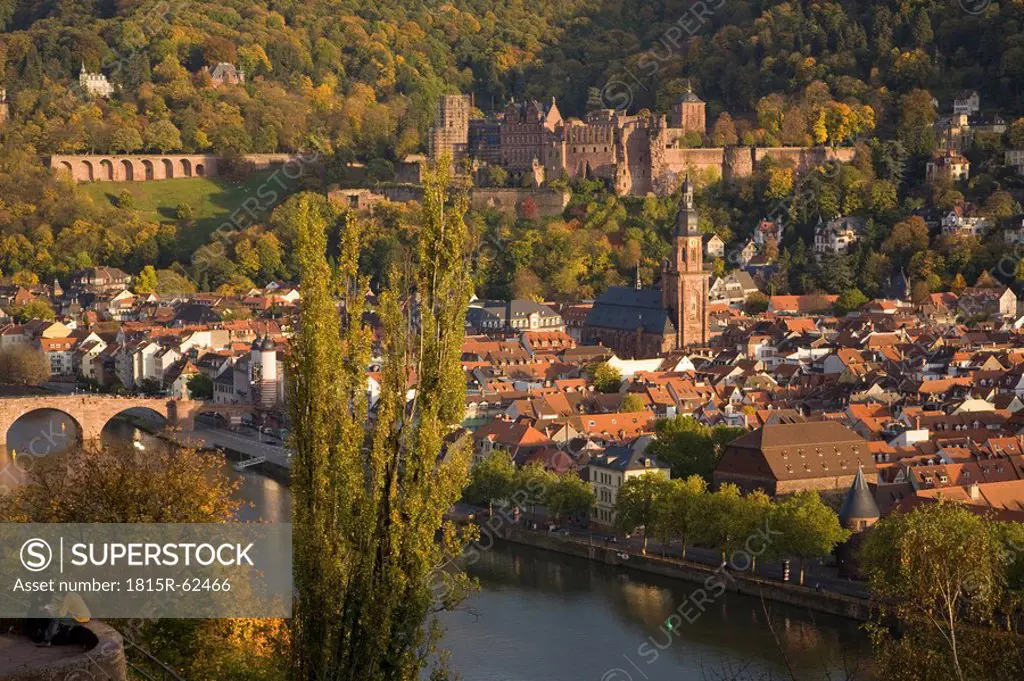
left=470, top=188, right=569, bottom=217
left=753, top=146, right=856, bottom=172
left=340, top=186, right=569, bottom=219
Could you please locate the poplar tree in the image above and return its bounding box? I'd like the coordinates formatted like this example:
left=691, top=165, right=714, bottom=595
left=289, top=157, right=475, bottom=681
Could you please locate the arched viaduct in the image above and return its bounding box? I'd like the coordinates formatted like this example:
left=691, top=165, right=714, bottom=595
left=49, top=153, right=303, bottom=183
left=0, top=395, right=260, bottom=444
left=50, top=154, right=217, bottom=183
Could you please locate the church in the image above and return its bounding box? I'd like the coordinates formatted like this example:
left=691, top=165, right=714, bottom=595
left=583, top=175, right=709, bottom=358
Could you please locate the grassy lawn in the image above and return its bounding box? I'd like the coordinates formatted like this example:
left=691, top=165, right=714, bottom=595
left=81, top=169, right=301, bottom=250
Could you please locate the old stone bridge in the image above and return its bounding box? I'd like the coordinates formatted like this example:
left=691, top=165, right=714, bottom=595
left=0, top=395, right=259, bottom=444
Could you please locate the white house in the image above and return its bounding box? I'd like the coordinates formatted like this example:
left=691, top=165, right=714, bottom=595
left=79, top=63, right=115, bottom=98
left=941, top=205, right=991, bottom=237
left=587, top=437, right=669, bottom=526
left=1005, top=149, right=1024, bottom=175
left=709, top=271, right=760, bottom=305
left=704, top=234, right=725, bottom=259
left=952, top=90, right=980, bottom=116
left=814, top=216, right=864, bottom=255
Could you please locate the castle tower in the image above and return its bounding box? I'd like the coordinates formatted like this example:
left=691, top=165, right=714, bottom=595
left=661, top=174, right=709, bottom=348
left=669, top=83, right=706, bottom=136
left=429, top=94, right=471, bottom=161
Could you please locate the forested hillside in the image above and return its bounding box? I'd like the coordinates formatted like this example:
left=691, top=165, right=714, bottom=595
left=0, top=0, right=1018, bottom=159
left=0, top=0, right=1020, bottom=301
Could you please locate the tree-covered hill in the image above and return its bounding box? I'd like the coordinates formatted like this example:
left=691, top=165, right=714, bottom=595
left=0, top=0, right=1019, bottom=160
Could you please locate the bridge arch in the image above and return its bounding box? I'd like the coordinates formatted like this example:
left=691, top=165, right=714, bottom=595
left=99, top=159, right=114, bottom=181
left=162, top=158, right=174, bottom=179
left=82, top=160, right=95, bottom=181
left=58, top=161, right=73, bottom=177
left=101, top=405, right=169, bottom=442
left=181, top=159, right=193, bottom=177
left=196, top=163, right=206, bottom=177
left=142, top=159, right=155, bottom=181
left=121, top=159, right=135, bottom=181
left=5, top=408, right=82, bottom=460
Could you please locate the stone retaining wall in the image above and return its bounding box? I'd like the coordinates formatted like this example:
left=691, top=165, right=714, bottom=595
left=497, top=527, right=872, bottom=621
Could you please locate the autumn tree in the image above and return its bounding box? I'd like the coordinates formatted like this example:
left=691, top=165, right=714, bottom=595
left=544, top=472, right=595, bottom=523
left=133, top=264, right=158, bottom=293
left=834, top=288, right=869, bottom=315
left=645, top=415, right=743, bottom=482
left=0, top=441, right=265, bottom=681
left=289, top=158, right=476, bottom=681
left=464, top=451, right=516, bottom=514
left=770, top=491, right=848, bottom=584
left=711, top=113, right=738, bottom=146
left=590, top=362, right=622, bottom=393
left=0, top=345, right=49, bottom=386
left=896, top=89, right=938, bottom=156
left=621, top=393, right=647, bottom=413
left=515, top=462, right=556, bottom=520
left=860, top=503, right=1024, bottom=681
left=614, top=471, right=671, bottom=555
left=657, top=474, right=707, bottom=559
left=10, top=298, right=55, bottom=323
left=0, top=442, right=239, bottom=523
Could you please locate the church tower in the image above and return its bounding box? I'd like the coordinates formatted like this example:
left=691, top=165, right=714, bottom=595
left=662, top=174, right=709, bottom=348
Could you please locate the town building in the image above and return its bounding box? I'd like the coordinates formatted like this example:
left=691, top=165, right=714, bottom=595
left=587, top=437, right=669, bottom=525
left=704, top=234, right=725, bottom=259
left=709, top=271, right=760, bottom=305
left=75, top=267, right=131, bottom=293
left=926, top=149, right=970, bottom=182
left=956, top=286, right=1017, bottom=320
left=941, top=204, right=991, bottom=237
left=466, top=299, right=565, bottom=333
left=714, top=422, right=876, bottom=495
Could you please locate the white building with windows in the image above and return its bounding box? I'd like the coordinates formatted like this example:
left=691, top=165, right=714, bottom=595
left=587, top=437, right=669, bottom=526
left=814, top=216, right=865, bottom=255
left=941, top=205, right=991, bottom=237
left=952, top=90, right=980, bottom=116
left=79, top=63, right=114, bottom=98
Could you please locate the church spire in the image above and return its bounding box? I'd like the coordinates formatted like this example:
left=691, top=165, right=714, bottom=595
left=676, top=173, right=699, bottom=236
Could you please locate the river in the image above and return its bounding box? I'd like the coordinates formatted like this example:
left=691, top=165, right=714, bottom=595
left=2, top=410, right=872, bottom=680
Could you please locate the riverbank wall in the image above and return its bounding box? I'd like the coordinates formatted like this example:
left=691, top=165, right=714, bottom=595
left=496, top=527, right=873, bottom=622
left=127, top=417, right=292, bottom=486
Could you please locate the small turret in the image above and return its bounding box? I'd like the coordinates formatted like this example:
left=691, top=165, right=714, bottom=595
left=838, top=465, right=880, bottom=532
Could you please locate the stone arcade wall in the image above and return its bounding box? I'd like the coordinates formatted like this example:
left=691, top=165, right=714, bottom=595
left=49, top=153, right=301, bottom=183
